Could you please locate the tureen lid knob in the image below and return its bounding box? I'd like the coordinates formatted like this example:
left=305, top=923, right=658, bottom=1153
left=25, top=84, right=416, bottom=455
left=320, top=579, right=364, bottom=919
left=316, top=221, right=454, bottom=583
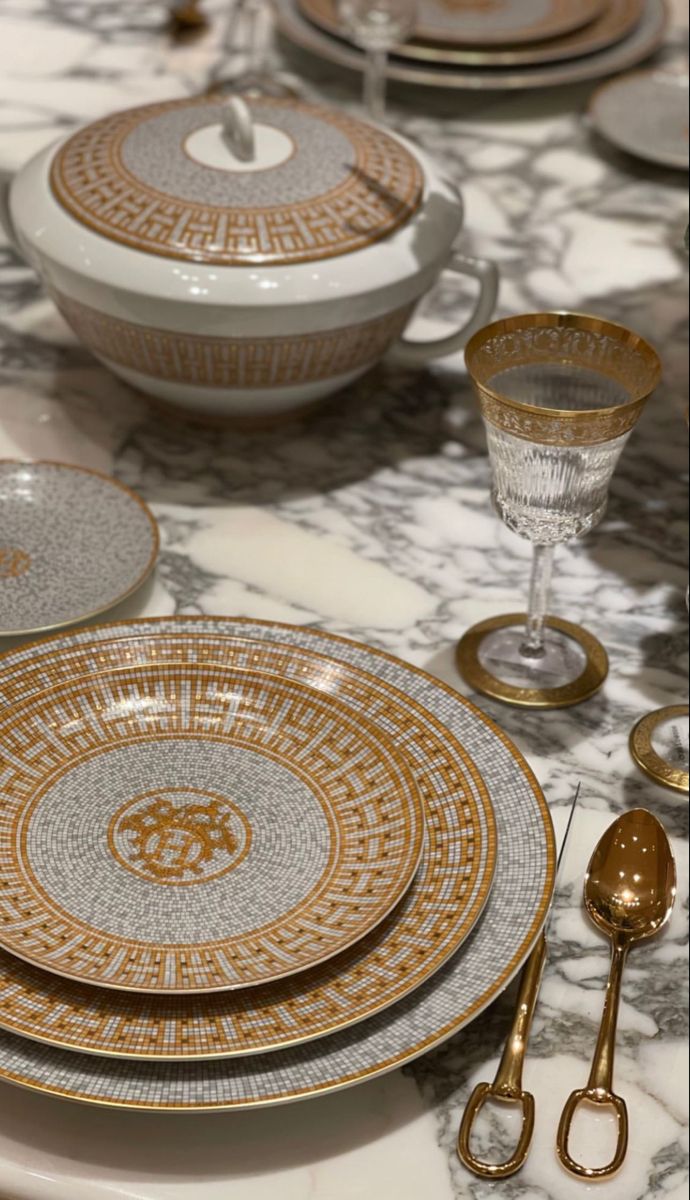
left=221, top=96, right=256, bottom=164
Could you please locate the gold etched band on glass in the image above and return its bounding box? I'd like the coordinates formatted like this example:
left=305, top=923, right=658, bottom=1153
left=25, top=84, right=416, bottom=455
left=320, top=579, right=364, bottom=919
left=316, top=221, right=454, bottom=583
left=629, top=705, right=690, bottom=794
left=465, top=312, right=662, bottom=447
left=456, top=614, right=609, bottom=709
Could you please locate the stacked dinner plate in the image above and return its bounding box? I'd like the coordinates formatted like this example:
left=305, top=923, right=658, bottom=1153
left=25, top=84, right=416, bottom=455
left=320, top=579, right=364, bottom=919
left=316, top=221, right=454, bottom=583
left=0, top=616, right=555, bottom=1111
left=277, top=0, right=669, bottom=91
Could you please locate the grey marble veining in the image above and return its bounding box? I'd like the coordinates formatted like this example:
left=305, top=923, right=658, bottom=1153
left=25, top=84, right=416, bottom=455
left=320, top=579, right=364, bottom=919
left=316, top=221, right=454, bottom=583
left=0, top=1, right=688, bottom=1197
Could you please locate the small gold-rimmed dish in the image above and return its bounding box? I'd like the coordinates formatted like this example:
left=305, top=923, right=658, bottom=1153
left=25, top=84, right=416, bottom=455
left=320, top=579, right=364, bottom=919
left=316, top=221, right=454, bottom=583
left=0, top=616, right=555, bottom=1110
left=0, top=663, right=426, bottom=993
left=0, top=461, right=159, bottom=638
left=299, top=0, right=642, bottom=68
left=630, top=705, right=690, bottom=794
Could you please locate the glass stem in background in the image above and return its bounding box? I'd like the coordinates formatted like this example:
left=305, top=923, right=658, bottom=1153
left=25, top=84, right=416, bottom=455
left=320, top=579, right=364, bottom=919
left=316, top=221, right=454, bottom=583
left=521, top=543, right=555, bottom=658
left=364, top=49, right=387, bottom=121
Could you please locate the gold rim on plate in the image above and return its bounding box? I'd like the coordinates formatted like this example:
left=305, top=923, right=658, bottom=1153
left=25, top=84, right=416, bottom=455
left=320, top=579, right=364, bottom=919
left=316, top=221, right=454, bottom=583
left=0, top=631, right=497, bottom=1059
left=0, top=616, right=555, bottom=1112
left=275, top=0, right=669, bottom=92
left=298, top=0, right=642, bottom=68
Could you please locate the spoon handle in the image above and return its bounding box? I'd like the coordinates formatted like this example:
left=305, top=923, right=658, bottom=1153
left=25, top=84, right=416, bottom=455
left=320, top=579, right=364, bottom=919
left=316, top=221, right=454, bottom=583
left=457, top=932, right=545, bottom=1178
left=557, top=939, right=630, bottom=1179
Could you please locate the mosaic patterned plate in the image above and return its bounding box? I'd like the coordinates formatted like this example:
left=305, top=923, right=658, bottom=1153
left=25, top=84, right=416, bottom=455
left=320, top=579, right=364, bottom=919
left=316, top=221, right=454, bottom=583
left=0, top=632, right=496, bottom=1060
left=391, top=0, right=605, bottom=47
left=589, top=70, right=690, bottom=170
left=299, top=0, right=643, bottom=67
left=0, top=664, right=426, bottom=993
left=277, top=0, right=668, bottom=91
left=0, top=461, right=158, bottom=637
left=0, top=618, right=555, bottom=1108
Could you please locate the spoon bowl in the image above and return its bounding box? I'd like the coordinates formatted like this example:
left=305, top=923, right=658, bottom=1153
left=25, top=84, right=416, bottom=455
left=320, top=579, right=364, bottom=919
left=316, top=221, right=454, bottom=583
left=584, top=807, right=677, bottom=942
left=557, top=808, right=676, bottom=1180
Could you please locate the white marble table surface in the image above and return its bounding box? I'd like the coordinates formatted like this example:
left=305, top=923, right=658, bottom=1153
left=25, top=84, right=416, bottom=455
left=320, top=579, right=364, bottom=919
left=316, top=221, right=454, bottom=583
left=0, top=1, right=688, bottom=1197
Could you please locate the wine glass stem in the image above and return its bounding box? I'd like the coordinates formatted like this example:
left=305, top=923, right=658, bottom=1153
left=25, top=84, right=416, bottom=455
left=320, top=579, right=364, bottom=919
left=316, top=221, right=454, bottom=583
left=521, top=544, right=555, bottom=659
left=364, top=49, right=387, bottom=121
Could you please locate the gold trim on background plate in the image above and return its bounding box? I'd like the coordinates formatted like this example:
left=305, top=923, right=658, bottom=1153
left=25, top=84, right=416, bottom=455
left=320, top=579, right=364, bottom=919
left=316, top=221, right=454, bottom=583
left=456, top=613, right=610, bottom=709
left=0, top=460, right=159, bottom=638
left=299, top=0, right=639, bottom=68
left=276, top=0, right=669, bottom=91
left=629, top=705, right=690, bottom=794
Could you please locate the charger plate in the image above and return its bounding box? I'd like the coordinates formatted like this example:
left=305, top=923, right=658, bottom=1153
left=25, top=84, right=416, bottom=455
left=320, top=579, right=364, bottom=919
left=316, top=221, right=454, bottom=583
left=0, top=663, right=426, bottom=994
left=395, top=0, right=605, bottom=47
left=0, top=618, right=555, bottom=1109
left=0, top=634, right=495, bottom=1058
left=0, top=462, right=158, bottom=637
left=299, top=0, right=642, bottom=68
left=277, top=0, right=668, bottom=90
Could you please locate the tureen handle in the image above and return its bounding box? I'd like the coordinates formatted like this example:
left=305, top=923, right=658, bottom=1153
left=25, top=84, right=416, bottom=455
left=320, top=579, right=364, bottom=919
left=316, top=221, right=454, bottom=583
left=393, top=251, right=499, bottom=364
left=221, top=96, right=256, bottom=163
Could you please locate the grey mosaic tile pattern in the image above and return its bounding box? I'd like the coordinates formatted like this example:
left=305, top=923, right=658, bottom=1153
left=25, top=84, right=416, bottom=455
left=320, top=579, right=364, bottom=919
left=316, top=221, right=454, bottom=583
left=0, top=618, right=554, bottom=1107
left=0, top=462, right=158, bottom=636
left=122, top=102, right=354, bottom=208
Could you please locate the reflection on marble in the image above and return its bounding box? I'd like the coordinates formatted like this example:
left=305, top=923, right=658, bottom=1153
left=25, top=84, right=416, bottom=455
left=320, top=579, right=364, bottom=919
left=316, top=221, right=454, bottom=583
left=0, top=0, right=688, bottom=1197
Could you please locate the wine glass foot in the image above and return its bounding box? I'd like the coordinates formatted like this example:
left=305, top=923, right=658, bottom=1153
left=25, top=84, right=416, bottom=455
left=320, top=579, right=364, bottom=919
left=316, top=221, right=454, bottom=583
left=456, top=613, right=609, bottom=709
left=629, top=705, right=690, bottom=794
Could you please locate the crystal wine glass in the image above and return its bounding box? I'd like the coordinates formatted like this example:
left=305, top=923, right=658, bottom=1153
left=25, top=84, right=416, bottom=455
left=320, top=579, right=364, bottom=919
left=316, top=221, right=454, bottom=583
left=337, top=0, right=417, bottom=122
left=456, top=312, right=662, bottom=709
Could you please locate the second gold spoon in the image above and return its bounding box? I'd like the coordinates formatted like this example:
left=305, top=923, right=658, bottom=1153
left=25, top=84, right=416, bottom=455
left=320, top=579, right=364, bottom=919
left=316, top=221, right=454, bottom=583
left=557, top=808, right=676, bottom=1180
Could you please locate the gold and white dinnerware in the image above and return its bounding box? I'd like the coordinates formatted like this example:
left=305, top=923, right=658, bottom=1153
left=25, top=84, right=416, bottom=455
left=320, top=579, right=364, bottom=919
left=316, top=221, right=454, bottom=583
left=0, top=616, right=555, bottom=1109
left=1, top=95, right=497, bottom=423
left=457, top=312, right=661, bottom=709
left=0, top=631, right=497, bottom=1058
left=0, top=461, right=158, bottom=638
left=0, top=662, right=426, bottom=993
left=277, top=0, right=668, bottom=91
left=300, top=0, right=644, bottom=68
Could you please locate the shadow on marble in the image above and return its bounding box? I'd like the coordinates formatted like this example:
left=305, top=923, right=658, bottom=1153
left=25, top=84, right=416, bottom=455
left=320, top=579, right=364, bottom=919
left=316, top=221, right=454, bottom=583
left=0, top=1068, right=436, bottom=1182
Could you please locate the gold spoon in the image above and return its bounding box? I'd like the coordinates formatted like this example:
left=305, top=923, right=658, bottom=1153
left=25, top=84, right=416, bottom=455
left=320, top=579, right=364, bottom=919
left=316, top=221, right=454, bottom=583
left=557, top=808, right=676, bottom=1180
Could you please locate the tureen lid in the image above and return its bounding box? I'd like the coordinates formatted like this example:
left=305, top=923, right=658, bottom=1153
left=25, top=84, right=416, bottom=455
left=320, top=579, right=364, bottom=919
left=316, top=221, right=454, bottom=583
left=49, top=96, right=424, bottom=268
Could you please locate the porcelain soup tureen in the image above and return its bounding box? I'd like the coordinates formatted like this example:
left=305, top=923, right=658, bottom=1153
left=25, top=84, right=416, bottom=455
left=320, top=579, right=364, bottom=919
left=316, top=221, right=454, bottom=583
left=2, top=95, right=498, bottom=420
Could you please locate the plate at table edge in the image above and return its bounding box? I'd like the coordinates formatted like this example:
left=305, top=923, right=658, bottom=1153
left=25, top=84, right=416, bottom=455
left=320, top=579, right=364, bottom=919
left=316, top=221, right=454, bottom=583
left=0, top=461, right=159, bottom=638
left=0, top=617, right=555, bottom=1109
left=0, top=661, right=428, bottom=994
left=0, top=629, right=496, bottom=1057
left=588, top=68, right=690, bottom=168
left=297, top=0, right=644, bottom=69
left=276, top=0, right=669, bottom=91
